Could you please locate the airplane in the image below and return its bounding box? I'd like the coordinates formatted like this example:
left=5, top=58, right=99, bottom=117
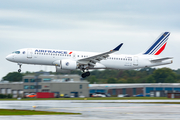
left=6, top=32, right=173, bottom=78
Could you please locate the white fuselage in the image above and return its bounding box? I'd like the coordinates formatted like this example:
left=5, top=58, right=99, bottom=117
left=6, top=48, right=172, bottom=70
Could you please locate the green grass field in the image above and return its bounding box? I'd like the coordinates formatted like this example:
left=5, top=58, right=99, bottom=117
left=0, top=109, right=80, bottom=115
left=0, top=97, right=179, bottom=101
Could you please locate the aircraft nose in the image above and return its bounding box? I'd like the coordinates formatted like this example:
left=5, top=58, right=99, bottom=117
left=6, top=55, right=12, bottom=61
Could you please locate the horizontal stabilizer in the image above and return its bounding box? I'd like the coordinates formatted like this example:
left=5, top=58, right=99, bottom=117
left=150, top=57, right=173, bottom=62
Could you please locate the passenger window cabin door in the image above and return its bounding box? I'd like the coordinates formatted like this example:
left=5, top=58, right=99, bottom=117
left=73, top=53, right=76, bottom=59
left=27, top=49, right=32, bottom=58
left=133, top=56, right=138, bottom=66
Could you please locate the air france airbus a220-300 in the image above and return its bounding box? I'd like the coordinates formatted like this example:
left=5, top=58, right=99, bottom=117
left=6, top=32, right=173, bottom=78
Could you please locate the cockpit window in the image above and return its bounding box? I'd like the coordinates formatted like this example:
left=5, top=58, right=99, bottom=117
left=12, top=51, right=20, bottom=54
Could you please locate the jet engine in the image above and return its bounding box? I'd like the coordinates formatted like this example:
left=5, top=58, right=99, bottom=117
left=54, top=59, right=77, bottom=73
left=60, top=59, right=77, bottom=70
left=56, top=66, right=71, bottom=73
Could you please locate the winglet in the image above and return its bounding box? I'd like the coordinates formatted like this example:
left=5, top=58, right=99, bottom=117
left=113, top=43, right=123, bottom=51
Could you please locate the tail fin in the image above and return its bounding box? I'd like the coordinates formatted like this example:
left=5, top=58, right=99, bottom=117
left=143, top=32, right=170, bottom=55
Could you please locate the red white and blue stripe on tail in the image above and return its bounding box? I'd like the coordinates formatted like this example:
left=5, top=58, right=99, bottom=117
left=143, top=32, right=170, bottom=55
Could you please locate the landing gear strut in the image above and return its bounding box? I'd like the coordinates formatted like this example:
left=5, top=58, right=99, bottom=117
left=81, top=71, right=90, bottom=78
left=18, top=63, right=22, bottom=73
left=79, top=65, right=91, bottom=78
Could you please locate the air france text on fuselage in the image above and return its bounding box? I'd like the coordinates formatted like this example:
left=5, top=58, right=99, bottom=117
left=35, top=49, right=67, bottom=54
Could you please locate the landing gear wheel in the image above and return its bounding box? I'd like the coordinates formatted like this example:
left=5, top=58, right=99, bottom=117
left=81, top=71, right=91, bottom=78
left=18, top=69, right=21, bottom=73
left=85, top=71, right=90, bottom=77
left=81, top=73, right=86, bottom=78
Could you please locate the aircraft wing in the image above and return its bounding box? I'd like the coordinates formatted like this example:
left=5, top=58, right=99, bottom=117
left=78, top=43, right=123, bottom=66
left=150, top=57, right=173, bottom=62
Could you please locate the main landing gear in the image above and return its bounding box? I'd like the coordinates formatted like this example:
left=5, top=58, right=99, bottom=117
left=78, top=65, right=91, bottom=78
left=18, top=63, right=22, bottom=73
left=81, top=71, right=90, bottom=78
left=81, top=67, right=90, bottom=78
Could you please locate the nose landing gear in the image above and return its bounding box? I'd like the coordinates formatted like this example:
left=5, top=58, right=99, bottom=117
left=18, top=63, right=22, bottom=73
left=18, top=69, right=21, bottom=73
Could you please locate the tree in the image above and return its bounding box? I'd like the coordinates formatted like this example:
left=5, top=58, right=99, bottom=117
left=126, top=78, right=134, bottom=83
left=3, top=72, right=23, bottom=82
left=152, top=68, right=176, bottom=83
left=174, top=69, right=180, bottom=75
left=146, top=75, right=155, bottom=83
left=87, top=76, right=98, bottom=84
left=107, top=78, right=117, bottom=83
left=118, top=78, right=127, bottom=83
left=3, top=67, right=179, bottom=83
left=165, top=75, right=176, bottom=83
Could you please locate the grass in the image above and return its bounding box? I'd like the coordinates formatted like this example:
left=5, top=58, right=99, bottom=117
left=0, top=97, right=180, bottom=101
left=0, top=109, right=80, bottom=116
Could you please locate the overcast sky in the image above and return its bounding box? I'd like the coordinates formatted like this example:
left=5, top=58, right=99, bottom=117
left=0, top=0, right=180, bottom=79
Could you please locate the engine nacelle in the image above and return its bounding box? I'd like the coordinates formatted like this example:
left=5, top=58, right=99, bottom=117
left=56, top=66, right=71, bottom=73
left=53, top=59, right=77, bottom=73
left=60, top=59, right=77, bottom=70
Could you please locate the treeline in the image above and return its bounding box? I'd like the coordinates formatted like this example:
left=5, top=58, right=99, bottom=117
left=2, top=67, right=180, bottom=84
left=86, top=68, right=180, bottom=84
